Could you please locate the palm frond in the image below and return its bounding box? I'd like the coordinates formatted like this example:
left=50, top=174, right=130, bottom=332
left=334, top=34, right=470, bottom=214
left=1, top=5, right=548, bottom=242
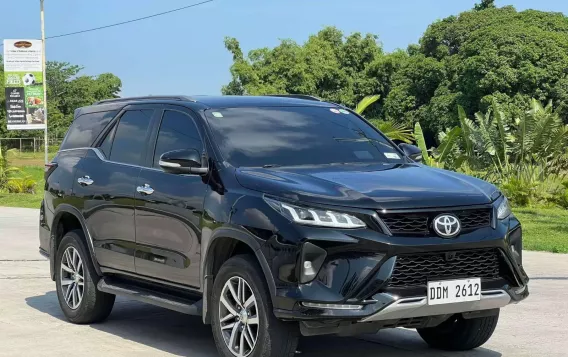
left=355, top=95, right=380, bottom=115
left=369, top=119, right=414, bottom=143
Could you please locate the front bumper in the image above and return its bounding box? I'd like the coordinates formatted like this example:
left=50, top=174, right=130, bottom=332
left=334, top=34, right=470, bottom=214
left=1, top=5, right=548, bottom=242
left=361, top=288, right=513, bottom=322
left=267, top=211, right=528, bottom=330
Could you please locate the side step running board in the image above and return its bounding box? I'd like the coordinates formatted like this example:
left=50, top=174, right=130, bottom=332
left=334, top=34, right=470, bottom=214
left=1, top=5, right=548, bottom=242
left=97, top=277, right=202, bottom=316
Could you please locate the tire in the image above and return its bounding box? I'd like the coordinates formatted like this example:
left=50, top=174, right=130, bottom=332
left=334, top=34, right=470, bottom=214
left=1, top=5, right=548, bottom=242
left=211, top=255, right=299, bottom=357
left=417, top=311, right=500, bottom=351
left=54, top=230, right=115, bottom=324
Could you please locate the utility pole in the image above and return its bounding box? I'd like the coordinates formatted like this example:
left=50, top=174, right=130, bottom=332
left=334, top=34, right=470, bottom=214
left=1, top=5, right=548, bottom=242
left=40, top=0, right=48, bottom=164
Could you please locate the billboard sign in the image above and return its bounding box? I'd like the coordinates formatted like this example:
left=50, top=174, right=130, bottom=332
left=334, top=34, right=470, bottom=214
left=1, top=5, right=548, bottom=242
left=3, top=39, right=46, bottom=130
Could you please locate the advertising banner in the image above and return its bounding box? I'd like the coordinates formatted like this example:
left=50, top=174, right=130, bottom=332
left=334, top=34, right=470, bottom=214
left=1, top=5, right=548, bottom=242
left=3, top=39, right=46, bottom=130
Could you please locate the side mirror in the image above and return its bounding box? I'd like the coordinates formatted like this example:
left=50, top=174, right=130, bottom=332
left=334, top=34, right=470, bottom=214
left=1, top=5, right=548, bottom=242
left=159, top=149, right=208, bottom=175
left=398, top=143, right=423, bottom=163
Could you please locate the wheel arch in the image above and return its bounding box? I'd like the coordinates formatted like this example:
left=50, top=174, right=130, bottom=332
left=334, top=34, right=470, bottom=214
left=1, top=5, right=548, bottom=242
left=50, top=204, right=102, bottom=280
left=201, top=227, right=276, bottom=324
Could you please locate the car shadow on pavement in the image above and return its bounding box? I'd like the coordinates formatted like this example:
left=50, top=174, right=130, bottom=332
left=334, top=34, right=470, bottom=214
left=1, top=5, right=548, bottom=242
left=26, top=291, right=501, bottom=357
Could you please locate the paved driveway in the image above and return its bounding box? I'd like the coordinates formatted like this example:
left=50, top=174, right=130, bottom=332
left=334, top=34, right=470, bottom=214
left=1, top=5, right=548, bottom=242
left=0, top=207, right=566, bottom=356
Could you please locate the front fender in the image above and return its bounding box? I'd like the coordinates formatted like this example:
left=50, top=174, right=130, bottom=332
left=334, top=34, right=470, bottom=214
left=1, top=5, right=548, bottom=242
left=201, top=225, right=276, bottom=324
left=50, top=204, right=102, bottom=279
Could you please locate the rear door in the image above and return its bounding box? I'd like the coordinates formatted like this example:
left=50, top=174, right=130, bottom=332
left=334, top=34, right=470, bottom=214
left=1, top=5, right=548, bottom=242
left=134, top=106, right=207, bottom=287
left=73, top=106, right=157, bottom=272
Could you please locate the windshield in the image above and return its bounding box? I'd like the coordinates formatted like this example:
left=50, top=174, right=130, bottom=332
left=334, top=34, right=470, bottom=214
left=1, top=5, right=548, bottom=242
left=205, top=106, right=405, bottom=168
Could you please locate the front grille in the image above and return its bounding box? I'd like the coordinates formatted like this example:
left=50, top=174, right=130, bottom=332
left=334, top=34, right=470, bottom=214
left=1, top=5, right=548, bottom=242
left=389, top=248, right=501, bottom=287
left=379, top=208, right=491, bottom=236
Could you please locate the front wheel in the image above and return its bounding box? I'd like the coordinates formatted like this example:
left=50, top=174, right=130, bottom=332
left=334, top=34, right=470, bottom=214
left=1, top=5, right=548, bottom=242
left=417, top=311, right=500, bottom=351
left=54, top=230, right=115, bottom=324
left=211, top=255, right=299, bottom=357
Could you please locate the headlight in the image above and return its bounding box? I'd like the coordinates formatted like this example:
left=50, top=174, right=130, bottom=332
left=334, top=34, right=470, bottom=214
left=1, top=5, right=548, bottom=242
left=264, top=197, right=366, bottom=228
left=497, top=196, right=512, bottom=219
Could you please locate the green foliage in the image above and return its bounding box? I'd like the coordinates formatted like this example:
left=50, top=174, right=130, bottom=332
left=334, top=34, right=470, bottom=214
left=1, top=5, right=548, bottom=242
left=422, top=98, right=568, bottom=208
left=354, top=95, right=414, bottom=143
left=0, top=147, right=20, bottom=190
left=6, top=175, right=36, bottom=194
left=369, top=120, right=414, bottom=143
left=355, top=95, right=380, bottom=115
left=413, top=122, right=463, bottom=168
left=474, top=0, right=496, bottom=11
left=222, top=27, right=384, bottom=108
left=412, top=6, right=568, bottom=136
left=223, top=7, right=568, bottom=144
left=446, top=99, right=568, bottom=179
left=1, top=147, right=39, bottom=194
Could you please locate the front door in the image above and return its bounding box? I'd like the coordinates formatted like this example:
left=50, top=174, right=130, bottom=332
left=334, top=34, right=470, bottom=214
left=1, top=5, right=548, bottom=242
left=74, top=107, right=156, bottom=272
left=134, top=108, right=207, bottom=287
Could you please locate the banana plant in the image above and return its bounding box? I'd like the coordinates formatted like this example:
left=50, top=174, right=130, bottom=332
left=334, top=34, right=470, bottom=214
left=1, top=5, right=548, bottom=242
left=355, top=95, right=414, bottom=143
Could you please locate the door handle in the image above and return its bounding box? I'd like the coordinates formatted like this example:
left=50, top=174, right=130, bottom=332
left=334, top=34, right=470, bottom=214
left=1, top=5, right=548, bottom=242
left=77, top=175, right=94, bottom=186
left=137, top=184, right=154, bottom=195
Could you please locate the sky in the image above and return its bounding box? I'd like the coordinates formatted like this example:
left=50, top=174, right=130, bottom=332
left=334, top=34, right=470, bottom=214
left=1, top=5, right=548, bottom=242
left=1, top=0, right=567, bottom=97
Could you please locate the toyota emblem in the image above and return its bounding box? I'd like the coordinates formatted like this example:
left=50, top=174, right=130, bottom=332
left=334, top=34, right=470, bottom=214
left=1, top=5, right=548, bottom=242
left=433, top=214, right=461, bottom=238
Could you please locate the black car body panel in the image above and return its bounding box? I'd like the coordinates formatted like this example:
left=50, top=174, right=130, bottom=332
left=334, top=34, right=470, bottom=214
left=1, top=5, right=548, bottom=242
left=40, top=95, right=528, bottom=335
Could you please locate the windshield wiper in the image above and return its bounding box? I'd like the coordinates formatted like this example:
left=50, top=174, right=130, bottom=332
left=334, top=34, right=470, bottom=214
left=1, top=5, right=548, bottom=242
left=334, top=137, right=393, bottom=148
left=262, top=164, right=281, bottom=168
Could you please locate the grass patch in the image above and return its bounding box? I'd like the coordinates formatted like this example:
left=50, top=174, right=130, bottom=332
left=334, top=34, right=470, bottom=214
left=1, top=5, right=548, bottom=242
left=514, top=207, right=568, bottom=253
left=5, top=151, right=54, bottom=167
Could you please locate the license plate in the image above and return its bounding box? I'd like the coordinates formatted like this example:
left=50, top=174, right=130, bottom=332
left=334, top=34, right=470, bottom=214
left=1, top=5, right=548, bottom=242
left=427, top=278, right=481, bottom=305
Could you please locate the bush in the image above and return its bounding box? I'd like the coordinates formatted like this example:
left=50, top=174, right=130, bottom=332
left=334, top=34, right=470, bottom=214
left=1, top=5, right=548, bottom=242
left=0, top=147, right=20, bottom=190
left=6, top=175, right=37, bottom=194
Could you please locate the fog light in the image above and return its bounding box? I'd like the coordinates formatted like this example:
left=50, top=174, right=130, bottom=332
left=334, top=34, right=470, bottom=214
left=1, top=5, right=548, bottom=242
left=304, top=261, right=316, bottom=276
left=299, top=242, right=327, bottom=284
left=302, top=302, right=363, bottom=310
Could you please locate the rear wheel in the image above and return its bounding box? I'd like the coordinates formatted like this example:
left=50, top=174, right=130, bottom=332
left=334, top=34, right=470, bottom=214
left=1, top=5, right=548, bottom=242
left=417, top=311, right=499, bottom=351
left=211, top=255, right=299, bottom=357
left=55, top=230, right=115, bottom=324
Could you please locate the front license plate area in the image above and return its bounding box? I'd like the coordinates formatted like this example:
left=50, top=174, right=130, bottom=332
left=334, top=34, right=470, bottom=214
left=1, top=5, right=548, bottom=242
left=427, top=278, right=481, bottom=305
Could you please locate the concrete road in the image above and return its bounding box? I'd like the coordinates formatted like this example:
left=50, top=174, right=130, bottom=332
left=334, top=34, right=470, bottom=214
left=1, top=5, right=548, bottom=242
left=1, top=207, right=567, bottom=356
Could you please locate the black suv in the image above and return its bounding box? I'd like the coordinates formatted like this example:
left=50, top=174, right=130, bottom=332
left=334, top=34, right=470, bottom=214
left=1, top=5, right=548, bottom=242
left=39, top=95, right=529, bottom=357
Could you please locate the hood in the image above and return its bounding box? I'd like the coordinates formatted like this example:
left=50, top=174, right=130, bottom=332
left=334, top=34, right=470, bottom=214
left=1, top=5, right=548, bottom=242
left=235, top=163, right=497, bottom=210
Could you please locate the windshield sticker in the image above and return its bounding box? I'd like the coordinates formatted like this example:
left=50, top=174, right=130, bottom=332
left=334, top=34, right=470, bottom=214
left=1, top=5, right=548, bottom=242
left=384, top=152, right=401, bottom=160
left=330, top=108, right=340, bottom=114
left=339, top=109, right=350, bottom=114
left=212, top=112, right=223, bottom=118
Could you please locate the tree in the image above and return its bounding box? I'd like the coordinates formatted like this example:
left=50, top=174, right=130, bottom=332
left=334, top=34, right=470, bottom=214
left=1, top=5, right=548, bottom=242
left=403, top=5, right=568, bottom=136
left=223, top=8, right=568, bottom=145
left=474, top=0, right=496, bottom=11
left=222, top=27, right=384, bottom=108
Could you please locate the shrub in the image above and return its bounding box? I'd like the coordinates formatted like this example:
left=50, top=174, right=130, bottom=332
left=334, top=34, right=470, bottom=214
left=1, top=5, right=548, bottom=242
left=6, top=175, right=37, bottom=194
left=0, top=147, right=20, bottom=191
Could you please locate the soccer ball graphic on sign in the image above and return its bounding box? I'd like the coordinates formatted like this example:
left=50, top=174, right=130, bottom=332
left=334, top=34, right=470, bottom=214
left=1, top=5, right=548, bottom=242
left=22, top=73, right=36, bottom=86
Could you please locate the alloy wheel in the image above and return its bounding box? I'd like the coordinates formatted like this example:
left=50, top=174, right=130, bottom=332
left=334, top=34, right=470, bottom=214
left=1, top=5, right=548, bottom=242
left=219, top=276, right=259, bottom=357
left=60, top=246, right=84, bottom=310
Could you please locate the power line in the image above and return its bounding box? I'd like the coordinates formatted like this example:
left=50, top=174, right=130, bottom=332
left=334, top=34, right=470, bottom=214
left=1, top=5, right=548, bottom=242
left=0, top=0, right=213, bottom=48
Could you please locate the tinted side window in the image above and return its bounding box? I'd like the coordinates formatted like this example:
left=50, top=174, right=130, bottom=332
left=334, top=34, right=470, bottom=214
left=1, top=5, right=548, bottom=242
left=153, top=110, right=202, bottom=168
left=60, top=110, right=118, bottom=150
left=108, top=110, right=153, bottom=165
left=98, top=123, right=116, bottom=158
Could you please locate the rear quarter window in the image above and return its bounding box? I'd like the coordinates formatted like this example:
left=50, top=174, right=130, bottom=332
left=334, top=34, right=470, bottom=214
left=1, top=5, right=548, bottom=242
left=60, top=110, right=118, bottom=150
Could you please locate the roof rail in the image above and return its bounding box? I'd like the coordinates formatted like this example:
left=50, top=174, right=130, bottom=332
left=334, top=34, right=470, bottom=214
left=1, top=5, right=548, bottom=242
left=94, top=95, right=196, bottom=105
left=265, top=94, right=323, bottom=102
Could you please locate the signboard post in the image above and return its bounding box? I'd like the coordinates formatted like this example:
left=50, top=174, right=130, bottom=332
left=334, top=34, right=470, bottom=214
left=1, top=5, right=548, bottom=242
left=3, top=2, right=48, bottom=164
left=41, top=0, right=48, bottom=164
